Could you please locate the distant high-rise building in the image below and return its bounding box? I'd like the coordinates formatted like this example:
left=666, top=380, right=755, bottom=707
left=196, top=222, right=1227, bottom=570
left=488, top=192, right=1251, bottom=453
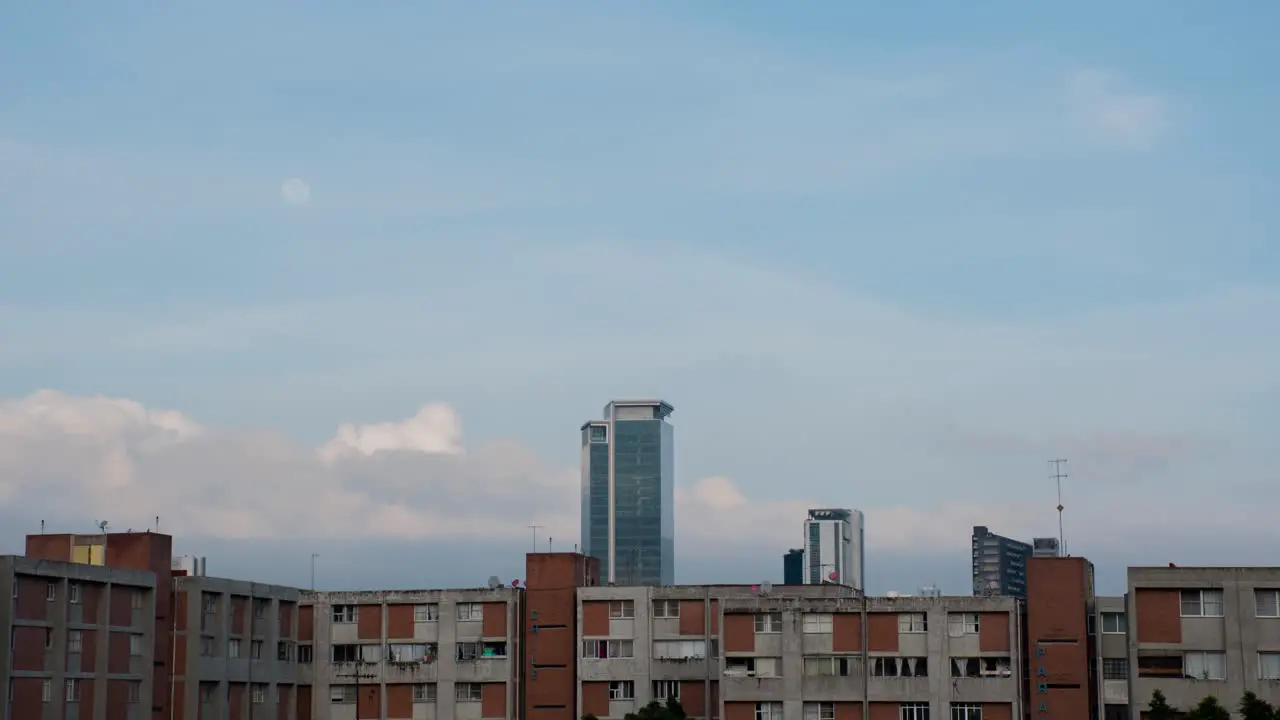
left=1032, top=537, right=1062, bottom=558
left=972, top=525, right=1033, bottom=598
left=783, top=548, right=804, bottom=584
left=580, top=400, right=675, bottom=586
left=802, top=508, right=865, bottom=590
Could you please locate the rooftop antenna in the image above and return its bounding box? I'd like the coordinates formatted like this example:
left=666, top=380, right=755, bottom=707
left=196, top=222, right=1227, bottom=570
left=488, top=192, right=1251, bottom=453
left=40, top=520, right=45, bottom=534
left=548, top=536, right=553, bottom=553
left=97, top=520, right=109, bottom=534
left=1050, top=459, right=1068, bottom=556
left=155, top=516, right=160, bottom=532
left=527, top=523, right=542, bottom=553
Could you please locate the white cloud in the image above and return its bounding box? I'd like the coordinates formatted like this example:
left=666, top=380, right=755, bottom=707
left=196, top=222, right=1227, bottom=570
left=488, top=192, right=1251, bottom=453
left=280, top=177, right=311, bottom=206
left=1067, top=68, right=1169, bottom=150
left=0, top=389, right=1270, bottom=563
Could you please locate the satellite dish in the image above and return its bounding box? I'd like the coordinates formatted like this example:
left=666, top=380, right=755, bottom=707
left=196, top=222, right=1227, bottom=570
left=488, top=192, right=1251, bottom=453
left=760, top=581, right=772, bottom=595
left=828, top=571, right=838, bottom=581
left=511, top=579, right=521, bottom=588
left=487, top=576, right=501, bottom=589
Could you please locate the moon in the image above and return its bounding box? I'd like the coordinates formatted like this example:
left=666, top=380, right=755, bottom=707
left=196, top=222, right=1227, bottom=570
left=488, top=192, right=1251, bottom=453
left=280, top=178, right=311, bottom=206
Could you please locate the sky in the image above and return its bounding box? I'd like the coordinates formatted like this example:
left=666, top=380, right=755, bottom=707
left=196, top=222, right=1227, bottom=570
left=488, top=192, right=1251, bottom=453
left=2, top=2, right=1279, bottom=596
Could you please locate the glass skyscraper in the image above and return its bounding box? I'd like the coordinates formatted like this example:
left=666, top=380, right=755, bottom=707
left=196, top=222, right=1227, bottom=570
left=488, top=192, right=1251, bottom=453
left=972, top=525, right=1033, bottom=598
left=580, top=400, right=675, bottom=586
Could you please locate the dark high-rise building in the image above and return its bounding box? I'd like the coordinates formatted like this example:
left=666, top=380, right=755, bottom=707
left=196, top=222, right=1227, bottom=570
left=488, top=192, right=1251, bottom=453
left=580, top=400, right=675, bottom=586
left=972, top=525, right=1033, bottom=598
left=783, top=548, right=804, bottom=584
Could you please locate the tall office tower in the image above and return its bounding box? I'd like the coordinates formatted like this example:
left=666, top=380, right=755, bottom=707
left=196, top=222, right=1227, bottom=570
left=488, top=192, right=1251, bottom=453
left=972, top=525, right=1034, bottom=598
left=802, top=508, right=865, bottom=590
left=580, top=400, right=675, bottom=586
left=783, top=548, right=804, bottom=585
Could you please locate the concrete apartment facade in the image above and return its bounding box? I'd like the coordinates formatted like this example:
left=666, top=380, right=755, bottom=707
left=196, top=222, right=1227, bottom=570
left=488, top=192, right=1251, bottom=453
left=1125, top=566, right=1280, bottom=716
left=299, top=587, right=522, bottom=720
left=1, top=555, right=158, bottom=720
left=1092, top=595, right=1129, bottom=720
left=575, top=583, right=1022, bottom=720
left=171, top=574, right=302, bottom=720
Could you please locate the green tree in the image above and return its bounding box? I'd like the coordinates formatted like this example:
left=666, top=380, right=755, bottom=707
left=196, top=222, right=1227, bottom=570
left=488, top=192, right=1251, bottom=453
left=1240, top=692, right=1277, bottom=720
left=1147, top=690, right=1180, bottom=720
left=624, top=698, right=688, bottom=720
left=1188, top=695, right=1230, bottom=720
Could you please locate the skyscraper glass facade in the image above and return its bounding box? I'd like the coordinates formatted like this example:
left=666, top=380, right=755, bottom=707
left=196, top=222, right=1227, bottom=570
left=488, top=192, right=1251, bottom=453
left=580, top=400, right=674, bottom=586
left=972, top=525, right=1033, bottom=598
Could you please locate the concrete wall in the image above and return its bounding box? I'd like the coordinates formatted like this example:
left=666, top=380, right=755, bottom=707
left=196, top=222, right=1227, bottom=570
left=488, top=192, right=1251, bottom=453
left=1127, top=566, right=1280, bottom=716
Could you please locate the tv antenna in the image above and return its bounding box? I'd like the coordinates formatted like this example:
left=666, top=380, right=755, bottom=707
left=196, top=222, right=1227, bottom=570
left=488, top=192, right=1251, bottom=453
left=1050, top=459, right=1068, bottom=556
left=527, top=523, right=542, bottom=552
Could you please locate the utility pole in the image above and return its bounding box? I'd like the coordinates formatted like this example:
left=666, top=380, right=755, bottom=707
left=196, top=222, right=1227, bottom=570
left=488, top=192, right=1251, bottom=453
left=1050, top=459, right=1068, bottom=556
left=310, top=554, right=319, bottom=591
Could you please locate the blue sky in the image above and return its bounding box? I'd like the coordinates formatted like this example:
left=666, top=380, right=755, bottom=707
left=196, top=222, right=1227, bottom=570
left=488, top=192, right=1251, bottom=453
left=2, top=2, right=1279, bottom=594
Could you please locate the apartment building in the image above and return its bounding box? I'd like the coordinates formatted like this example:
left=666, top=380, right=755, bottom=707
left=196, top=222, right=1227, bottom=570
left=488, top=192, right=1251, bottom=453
left=1, top=554, right=157, bottom=720
left=1125, top=566, right=1280, bottom=716
left=300, top=586, right=522, bottom=720
left=575, top=582, right=1022, bottom=720
left=170, top=575, right=302, bottom=720
left=1092, top=595, right=1129, bottom=720
left=1025, top=556, right=1096, bottom=720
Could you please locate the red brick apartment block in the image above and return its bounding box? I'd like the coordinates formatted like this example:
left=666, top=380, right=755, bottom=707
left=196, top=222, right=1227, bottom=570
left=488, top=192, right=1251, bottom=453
left=524, top=552, right=600, bottom=720
left=1026, top=556, right=1095, bottom=720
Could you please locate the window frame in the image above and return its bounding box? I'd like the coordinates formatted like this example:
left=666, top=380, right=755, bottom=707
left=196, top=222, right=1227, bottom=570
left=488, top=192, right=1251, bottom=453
left=1102, top=658, right=1129, bottom=681
left=65, top=679, right=81, bottom=703
left=68, top=584, right=81, bottom=604
left=129, top=634, right=143, bottom=657
left=1184, top=651, right=1226, bottom=680
left=67, top=630, right=83, bottom=654
left=1180, top=589, right=1225, bottom=618
left=457, top=603, right=483, bottom=621
left=332, top=605, right=358, bottom=623
left=251, top=684, right=267, bottom=704
left=754, top=612, right=783, bottom=633
left=803, top=613, right=833, bottom=633
left=1100, top=612, right=1128, bottom=634
left=1256, top=589, right=1280, bottom=618
left=127, top=681, right=141, bottom=703
left=652, top=680, right=680, bottom=701
left=755, top=701, right=783, bottom=720
left=413, top=683, right=436, bottom=702
left=414, top=604, right=439, bottom=622
left=609, top=600, right=635, bottom=619
left=947, top=613, right=980, bottom=635
left=898, top=613, right=928, bottom=633
left=1259, top=652, right=1280, bottom=680
left=608, top=680, right=635, bottom=700
left=652, top=599, right=680, bottom=618
left=901, top=702, right=930, bottom=720
left=951, top=703, right=981, bottom=720
left=455, top=683, right=483, bottom=702
left=804, top=702, right=836, bottom=720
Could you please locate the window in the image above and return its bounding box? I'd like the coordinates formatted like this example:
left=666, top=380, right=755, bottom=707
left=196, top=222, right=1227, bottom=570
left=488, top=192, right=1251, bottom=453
left=803, top=613, right=833, bottom=633
left=46, top=582, right=56, bottom=601
left=456, top=603, right=483, bottom=621
left=131, top=590, right=143, bottom=609
left=228, top=639, right=241, bottom=658
left=68, top=630, right=83, bottom=654
left=129, top=634, right=143, bottom=656
left=127, top=681, right=141, bottom=703
left=951, top=703, right=981, bottom=720
left=69, top=584, right=81, bottom=604
left=455, top=683, right=483, bottom=702
left=387, top=643, right=436, bottom=662
left=1180, top=589, right=1225, bottom=617
left=653, top=640, right=707, bottom=659
left=901, top=702, right=930, bottom=720
left=1185, top=652, right=1226, bottom=680
left=42, top=679, right=52, bottom=702
left=200, top=684, right=217, bottom=703
left=332, top=644, right=359, bottom=663
left=278, top=641, right=294, bottom=661
left=456, top=642, right=484, bottom=662
left=947, top=613, right=980, bottom=635
left=66, top=679, right=81, bottom=702
left=590, top=425, right=607, bottom=443
left=44, top=628, right=53, bottom=649
left=804, top=656, right=858, bottom=677
left=250, top=640, right=263, bottom=659
left=413, top=684, right=436, bottom=702
left=414, top=604, right=438, bottom=622
left=609, top=681, right=634, bottom=700
left=1136, top=654, right=1183, bottom=678
left=755, top=702, right=783, bottom=720
left=202, top=593, right=218, bottom=613
left=653, top=681, right=680, bottom=701
left=951, top=657, right=1009, bottom=678
left=1257, top=590, right=1280, bottom=618
left=200, top=636, right=216, bottom=657
left=804, top=702, right=835, bottom=720
left=653, top=600, right=680, bottom=618
left=899, top=613, right=927, bottom=633
left=253, top=599, right=269, bottom=619
left=330, top=686, right=356, bottom=704
left=582, top=639, right=634, bottom=659
left=755, top=613, right=782, bottom=633
left=332, top=605, right=357, bottom=623
left=1100, top=612, right=1127, bottom=634
left=1103, top=658, right=1129, bottom=680
left=251, top=684, right=267, bottom=704
left=298, top=645, right=313, bottom=664
left=609, top=600, right=635, bottom=618
left=871, top=657, right=929, bottom=677
left=1259, top=652, right=1280, bottom=680
left=724, top=657, right=781, bottom=678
